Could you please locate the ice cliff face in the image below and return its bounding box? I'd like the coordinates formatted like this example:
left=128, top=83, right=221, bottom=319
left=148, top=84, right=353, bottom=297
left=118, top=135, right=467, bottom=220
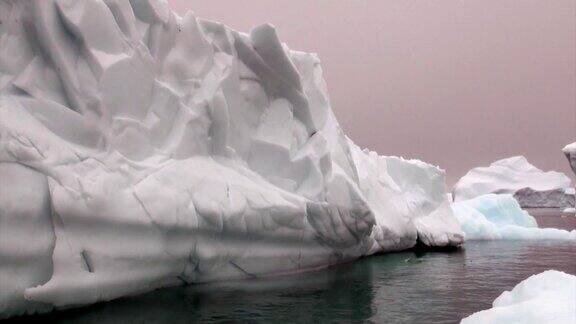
left=0, top=0, right=462, bottom=317
left=453, top=156, right=575, bottom=208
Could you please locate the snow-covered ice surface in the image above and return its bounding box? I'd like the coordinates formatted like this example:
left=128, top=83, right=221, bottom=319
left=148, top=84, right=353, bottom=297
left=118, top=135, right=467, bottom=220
left=0, top=0, right=463, bottom=318
left=451, top=194, right=576, bottom=240
left=563, top=142, right=576, bottom=176
left=453, top=156, right=575, bottom=208
left=461, top=270, right=576, bottom=324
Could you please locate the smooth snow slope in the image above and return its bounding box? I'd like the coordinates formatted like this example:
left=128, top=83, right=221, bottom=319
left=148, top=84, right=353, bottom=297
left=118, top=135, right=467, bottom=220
left=0, top=0, right=462, bottom=317
left=453, top=156, right=574, bottom=208
left=461, top=270, right=576, bottom=324
left=451, top=194, right=576, bottom=240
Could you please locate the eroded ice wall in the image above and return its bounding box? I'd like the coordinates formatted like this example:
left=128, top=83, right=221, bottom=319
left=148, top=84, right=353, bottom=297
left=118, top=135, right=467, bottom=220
left=0, top=0, right=462, bottom=317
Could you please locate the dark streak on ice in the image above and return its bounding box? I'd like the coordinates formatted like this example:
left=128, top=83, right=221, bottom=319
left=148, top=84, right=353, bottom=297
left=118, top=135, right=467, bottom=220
left=229, top=261, right=257, bottom=279
left=80, top=250, right=94, bottom=273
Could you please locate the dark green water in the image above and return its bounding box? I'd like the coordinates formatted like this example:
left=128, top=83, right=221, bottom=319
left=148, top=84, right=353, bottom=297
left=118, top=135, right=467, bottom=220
left=8, top=214, right=576, bottom=324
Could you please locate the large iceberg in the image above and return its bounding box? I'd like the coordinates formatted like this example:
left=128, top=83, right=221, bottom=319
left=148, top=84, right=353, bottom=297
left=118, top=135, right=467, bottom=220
left=461, top=270, right=576, bottom=324
left=451, top=194, right=576, bottom=240
left=453, top=156, right=575, bottom=208
left=0, top=0, right=462, bottom=317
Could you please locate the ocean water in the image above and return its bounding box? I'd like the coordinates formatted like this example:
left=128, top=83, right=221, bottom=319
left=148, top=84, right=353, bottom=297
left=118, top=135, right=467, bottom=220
left=8, top=212, right=576, bottom=323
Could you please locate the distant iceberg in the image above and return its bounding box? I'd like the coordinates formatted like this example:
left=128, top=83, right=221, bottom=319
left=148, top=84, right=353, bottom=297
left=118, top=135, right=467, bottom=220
left=563, top=142, right=576, bottom=176
left=451, top=194, right=576, bottom=240
left=453, top=156, right=575, bottom=208
left=461, top=270, right=576, bottom=324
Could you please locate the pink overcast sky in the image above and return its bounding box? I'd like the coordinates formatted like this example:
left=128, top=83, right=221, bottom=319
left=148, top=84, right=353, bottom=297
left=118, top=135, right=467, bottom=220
left=167, top=0, right=575, bottom=184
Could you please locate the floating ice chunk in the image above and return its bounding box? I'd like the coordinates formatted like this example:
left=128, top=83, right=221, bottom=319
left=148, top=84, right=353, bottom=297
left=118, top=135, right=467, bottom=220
left=461, top=270, right=576, bottom=324
left=453, top=156, right=574, bottom=208
left=452, top=194, right=576, bottom=240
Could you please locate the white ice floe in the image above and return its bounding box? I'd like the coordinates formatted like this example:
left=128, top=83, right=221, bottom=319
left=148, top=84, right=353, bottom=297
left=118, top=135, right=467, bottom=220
left=461, top=270, right=576, bottom=324
left=453, top=156, right=575, bottom=208
left=451, top=194, right=576, bottom=240
left=0, top=0, right=462, bottom=317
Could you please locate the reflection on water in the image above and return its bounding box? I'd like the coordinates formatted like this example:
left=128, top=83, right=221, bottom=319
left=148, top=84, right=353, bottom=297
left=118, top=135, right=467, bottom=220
left=8, top=215, right=576, bottom=324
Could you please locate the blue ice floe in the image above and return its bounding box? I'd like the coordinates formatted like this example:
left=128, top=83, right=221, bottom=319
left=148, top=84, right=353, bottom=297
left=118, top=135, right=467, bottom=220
left=451, top=194, right=575, bottom=240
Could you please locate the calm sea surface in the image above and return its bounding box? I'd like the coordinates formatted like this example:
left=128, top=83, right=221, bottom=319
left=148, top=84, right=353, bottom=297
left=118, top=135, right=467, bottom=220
left=8, top=211, right=576, bottom=324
